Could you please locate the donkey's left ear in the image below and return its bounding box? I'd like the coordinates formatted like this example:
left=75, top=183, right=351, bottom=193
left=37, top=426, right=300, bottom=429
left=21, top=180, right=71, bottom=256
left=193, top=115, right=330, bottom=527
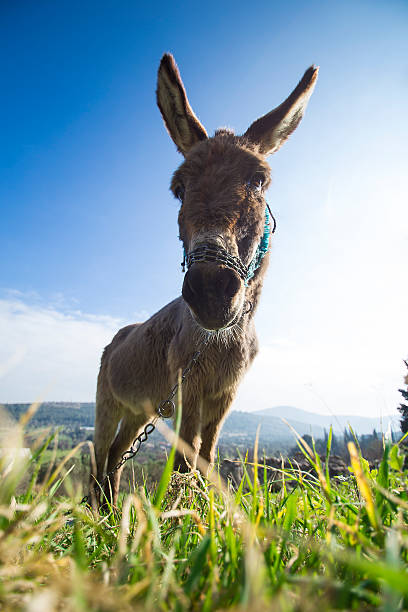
left=243, top=66, right=319, bottom=156
left=156, top=53, right=208, bottom=156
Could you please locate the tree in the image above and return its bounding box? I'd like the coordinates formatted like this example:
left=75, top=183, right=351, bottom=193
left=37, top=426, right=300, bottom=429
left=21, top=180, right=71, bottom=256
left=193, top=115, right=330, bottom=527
left=302, top=434, right=313, bottom=450
left=343, top=427, right=354, bottom=445
left=397, top=360, right=408, bottom=435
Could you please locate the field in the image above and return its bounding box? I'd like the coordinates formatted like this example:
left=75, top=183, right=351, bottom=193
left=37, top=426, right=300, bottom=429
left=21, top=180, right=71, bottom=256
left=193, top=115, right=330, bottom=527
left=1, top=406, right=408, bottom=611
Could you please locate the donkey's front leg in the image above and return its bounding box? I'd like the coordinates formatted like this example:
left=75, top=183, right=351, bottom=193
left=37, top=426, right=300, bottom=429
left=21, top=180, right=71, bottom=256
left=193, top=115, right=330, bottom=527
left=200, top=392, right=235, bottom=465
left=104, top=411, right=149, bottom=507
left=174, top=396, right=203, bottom=472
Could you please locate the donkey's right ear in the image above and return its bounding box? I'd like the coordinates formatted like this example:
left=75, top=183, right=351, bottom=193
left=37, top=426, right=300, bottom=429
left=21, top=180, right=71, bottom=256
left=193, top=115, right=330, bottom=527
left=156, top=54, right=208, bottom=156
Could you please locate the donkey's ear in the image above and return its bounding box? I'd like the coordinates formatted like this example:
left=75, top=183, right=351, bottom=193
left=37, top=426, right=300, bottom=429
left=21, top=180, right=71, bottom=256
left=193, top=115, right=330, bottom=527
left=156, top=54, right=208, bottom=156
left=244, top=66, right=318, bottom=156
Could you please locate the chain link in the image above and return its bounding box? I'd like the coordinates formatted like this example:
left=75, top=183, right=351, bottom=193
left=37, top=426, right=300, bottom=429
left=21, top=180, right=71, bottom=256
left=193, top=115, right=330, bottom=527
left=81, top=336, right=209, bottom=506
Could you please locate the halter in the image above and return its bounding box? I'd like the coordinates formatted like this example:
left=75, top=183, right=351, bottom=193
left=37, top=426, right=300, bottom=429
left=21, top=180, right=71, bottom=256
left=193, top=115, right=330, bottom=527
left=181, top=204, right=276, bottom=287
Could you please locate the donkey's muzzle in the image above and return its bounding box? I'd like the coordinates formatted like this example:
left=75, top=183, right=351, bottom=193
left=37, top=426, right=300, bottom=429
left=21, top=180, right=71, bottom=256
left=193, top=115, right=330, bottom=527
left=182, top=263, right=242, bottom=330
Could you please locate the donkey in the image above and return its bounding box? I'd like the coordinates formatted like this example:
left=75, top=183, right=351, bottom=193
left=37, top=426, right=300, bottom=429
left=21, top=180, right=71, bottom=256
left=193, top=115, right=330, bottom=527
left=92, top=54, right=318, bottom=507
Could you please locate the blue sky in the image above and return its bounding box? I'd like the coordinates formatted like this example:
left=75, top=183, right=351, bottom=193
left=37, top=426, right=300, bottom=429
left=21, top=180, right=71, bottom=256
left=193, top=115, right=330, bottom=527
left=1, top=0, right=407, bottom=420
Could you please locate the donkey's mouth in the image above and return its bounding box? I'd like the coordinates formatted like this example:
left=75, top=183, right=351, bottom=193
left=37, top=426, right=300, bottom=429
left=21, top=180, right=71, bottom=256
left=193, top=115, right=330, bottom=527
left=189, top=308, right=242, bottom=331
left=185, top=298, right=245, bottom=332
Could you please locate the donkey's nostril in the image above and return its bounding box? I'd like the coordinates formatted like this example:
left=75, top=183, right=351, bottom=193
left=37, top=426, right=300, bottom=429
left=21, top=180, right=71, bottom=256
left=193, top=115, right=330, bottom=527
left=182, top=267, right=199, bottom=303
left=222, top=269, right=241, bottom=299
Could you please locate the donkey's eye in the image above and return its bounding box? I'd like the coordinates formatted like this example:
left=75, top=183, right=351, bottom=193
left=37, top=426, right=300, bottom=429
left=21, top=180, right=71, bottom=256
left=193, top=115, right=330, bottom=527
left=246, top=173, right=266, bottom=194
left=174, top=185, right=185, bottom=202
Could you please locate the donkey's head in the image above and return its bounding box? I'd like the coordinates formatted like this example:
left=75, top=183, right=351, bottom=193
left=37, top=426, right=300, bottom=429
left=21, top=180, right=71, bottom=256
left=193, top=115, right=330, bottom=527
left=157, top=54, right=318, bottom=331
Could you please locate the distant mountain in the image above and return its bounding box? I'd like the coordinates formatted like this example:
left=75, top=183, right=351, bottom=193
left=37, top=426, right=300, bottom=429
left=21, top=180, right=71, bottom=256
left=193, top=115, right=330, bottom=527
left=1, top=402, right=399, bottom=443
left=221, top=410, right=325, bottom=443
left=254, top=406, right=400, bottom=436
left=1, top=402, right=95, bottom=429
left=1, top=401, right=318, bottom=438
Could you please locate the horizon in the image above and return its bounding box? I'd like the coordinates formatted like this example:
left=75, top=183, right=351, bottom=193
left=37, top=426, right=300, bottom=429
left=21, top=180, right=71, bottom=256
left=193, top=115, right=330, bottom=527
left=0, top=399, right=400, bottom=421
left=1, top=1, right=407, bottom=416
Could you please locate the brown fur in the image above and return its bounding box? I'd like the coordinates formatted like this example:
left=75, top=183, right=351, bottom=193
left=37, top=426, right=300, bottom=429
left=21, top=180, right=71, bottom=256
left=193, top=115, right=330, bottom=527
left=91, top=54, right=318, bottom=507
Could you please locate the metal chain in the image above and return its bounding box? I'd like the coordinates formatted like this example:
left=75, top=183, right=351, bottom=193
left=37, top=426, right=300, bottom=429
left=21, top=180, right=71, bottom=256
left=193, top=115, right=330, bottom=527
left=81, top=336, right=210, bottom=506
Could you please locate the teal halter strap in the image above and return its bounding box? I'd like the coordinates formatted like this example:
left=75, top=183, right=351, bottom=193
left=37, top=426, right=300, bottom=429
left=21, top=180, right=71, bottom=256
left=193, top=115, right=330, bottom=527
left=244, top=205, right=272, bottom=285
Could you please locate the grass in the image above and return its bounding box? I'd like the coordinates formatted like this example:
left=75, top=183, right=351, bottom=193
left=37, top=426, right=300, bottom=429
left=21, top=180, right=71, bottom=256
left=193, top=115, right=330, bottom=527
left=1, top=411, right=408, bottom=611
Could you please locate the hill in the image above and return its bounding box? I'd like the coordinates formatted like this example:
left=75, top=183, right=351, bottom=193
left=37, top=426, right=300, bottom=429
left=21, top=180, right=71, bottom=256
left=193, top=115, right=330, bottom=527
left=1, top=402, right=399, bottom=443
left=221, top=410, right=324, bottom=443
left=254, top=405, right=400, bottom=436
left=1, top=402, right=95, bottom=429
left=1, top=402, right=322, bottom=444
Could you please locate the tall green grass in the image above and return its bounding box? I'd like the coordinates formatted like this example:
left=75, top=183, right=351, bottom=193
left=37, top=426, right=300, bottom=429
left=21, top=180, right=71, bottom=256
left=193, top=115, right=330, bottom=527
left=1, top=409, right=408, bottom=611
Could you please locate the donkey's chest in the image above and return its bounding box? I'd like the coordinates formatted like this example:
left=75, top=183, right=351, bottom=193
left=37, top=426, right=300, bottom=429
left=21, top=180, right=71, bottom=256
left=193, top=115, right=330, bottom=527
left=199, top=345, right=254, bottom=396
